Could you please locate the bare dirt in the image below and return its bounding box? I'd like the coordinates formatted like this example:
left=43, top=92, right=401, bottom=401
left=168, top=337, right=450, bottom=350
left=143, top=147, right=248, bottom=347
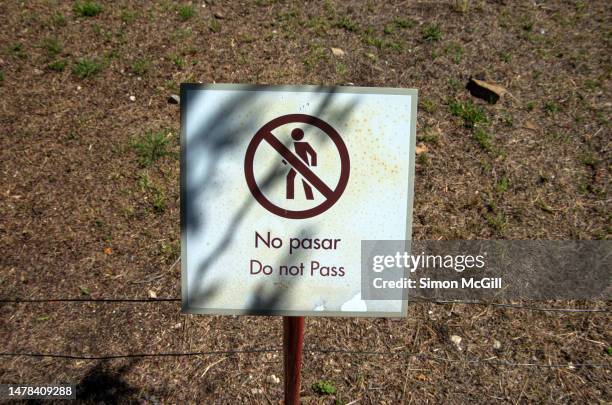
left=0, top=0, right=610, bottom=403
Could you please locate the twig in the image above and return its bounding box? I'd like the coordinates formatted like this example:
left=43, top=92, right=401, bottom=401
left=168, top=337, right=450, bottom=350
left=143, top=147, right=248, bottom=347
left=167, top=257, right=181, bottom=272
left=200, top=357, right=227, bottom=378
left=131, top=274, right=164, bottom=284
left=514, top=376, right=529, bottom=405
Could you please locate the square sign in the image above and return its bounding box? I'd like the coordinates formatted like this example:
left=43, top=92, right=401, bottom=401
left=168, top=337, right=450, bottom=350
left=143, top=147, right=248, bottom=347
left=181, top=84, right=417, bottom=317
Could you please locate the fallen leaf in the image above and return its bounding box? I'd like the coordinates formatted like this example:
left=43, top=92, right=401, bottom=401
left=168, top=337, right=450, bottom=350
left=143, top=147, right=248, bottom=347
left=416, top=143, right=428, bottom=155
left=524, top=121, right=539, bottom=131
left=148, top=289, right=157, bottom=298
left=416, top=374, right=428, bottom=381
left=104, top=247, right=113, bottom=255
left=331, top=47, right=345, bottom=56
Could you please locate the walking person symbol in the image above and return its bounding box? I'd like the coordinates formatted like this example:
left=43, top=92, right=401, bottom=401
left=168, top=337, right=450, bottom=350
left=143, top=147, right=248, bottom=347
left=285, top=128, right=316, bottom=200
left=245, top=113, right=349, bottom=219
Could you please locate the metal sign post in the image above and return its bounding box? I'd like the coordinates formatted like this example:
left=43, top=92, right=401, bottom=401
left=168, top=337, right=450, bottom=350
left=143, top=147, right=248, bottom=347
left=283, top=316, right=304, bottom=405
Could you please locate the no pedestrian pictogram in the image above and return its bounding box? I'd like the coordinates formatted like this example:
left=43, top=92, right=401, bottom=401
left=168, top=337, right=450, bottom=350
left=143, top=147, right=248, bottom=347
left=244, top=114, right=350, bottom=219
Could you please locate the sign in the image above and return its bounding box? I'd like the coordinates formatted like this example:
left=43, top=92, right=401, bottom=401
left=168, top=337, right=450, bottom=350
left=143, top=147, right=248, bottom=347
left=181, top=84, right=417, bottom=317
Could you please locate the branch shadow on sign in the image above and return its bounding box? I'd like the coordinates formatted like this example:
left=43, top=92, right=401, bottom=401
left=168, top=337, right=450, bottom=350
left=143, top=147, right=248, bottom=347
left=183, top=86, right=359, bottom=313
left=243, top=227, right=312, bottom=314
left=182, top=87, right=265, bottom=304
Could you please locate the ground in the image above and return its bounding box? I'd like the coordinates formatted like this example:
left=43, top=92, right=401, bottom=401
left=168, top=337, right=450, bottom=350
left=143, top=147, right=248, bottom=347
left=0, top=0, right=610, bottom=403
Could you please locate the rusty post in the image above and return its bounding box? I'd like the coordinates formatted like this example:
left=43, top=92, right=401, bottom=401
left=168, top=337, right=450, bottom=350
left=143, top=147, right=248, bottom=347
left=283, top=316, right=304, bottom=405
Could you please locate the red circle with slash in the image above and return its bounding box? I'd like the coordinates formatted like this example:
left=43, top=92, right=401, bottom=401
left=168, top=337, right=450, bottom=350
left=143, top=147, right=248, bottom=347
left=244, top=114, right=350, bottom=219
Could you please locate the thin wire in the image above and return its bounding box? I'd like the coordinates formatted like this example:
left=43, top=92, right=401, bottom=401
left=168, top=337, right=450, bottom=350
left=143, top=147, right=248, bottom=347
left=1, top=297, right=608, bottom=312
left=0, top=349, right=278, bottom=360
left=414, top=299, right=610, bottom=313
left=308, top=348, right=612, bottom=368
left=1, top=349, right=609, bottom=369
left=0, top=298, right=181, bottom=303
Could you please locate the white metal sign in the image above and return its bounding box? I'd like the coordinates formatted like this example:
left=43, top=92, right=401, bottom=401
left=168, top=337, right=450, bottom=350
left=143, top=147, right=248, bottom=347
left=181, top=84, right=417, bottom=317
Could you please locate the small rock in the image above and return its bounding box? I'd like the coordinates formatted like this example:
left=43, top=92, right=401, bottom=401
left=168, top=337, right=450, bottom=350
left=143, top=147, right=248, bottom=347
left=33, top=68, right=44, bottom=75
left=173, top=322, right=182, bottom=329
left=266, top=374, right=280, bottom=384
left=331, top=47, right=345, bottom=57
left=148, top=290, right=157, bottom=298
left=466, top=78, right=506, bottom=104
left=450, top=335, right=462, bottom=345
left=214, top=11, right=224, bottom=19
left=168, top=94, right=180, bottom=104
left=129, top=95, right=136, bottom=102
left=77, top=85, right=82, bottom=91
left=493, top=339, right=501, bottom=350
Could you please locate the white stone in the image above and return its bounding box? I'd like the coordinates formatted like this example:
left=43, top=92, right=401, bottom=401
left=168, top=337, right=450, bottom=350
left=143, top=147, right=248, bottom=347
left=266, top=375, right=280, bottom=384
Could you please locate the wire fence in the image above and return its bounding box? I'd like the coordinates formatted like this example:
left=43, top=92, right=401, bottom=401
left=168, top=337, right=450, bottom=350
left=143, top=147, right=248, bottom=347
left=1, top=297, right=608, bottom=312
left=1, top=294, right=609, bottom=371
left=1, top=349, right=609, bottom=369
